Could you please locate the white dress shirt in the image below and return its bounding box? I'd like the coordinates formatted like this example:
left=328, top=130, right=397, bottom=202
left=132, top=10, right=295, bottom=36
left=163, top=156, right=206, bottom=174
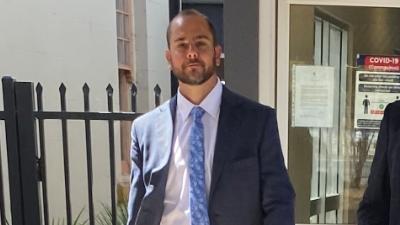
left=160, top=80, right=223, bottom=225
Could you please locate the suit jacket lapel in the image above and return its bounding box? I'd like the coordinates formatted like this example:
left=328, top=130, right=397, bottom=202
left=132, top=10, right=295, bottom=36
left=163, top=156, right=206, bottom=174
left=136, top=96, right=176, bottom=225
left=151, top=95, right=177, bottom=193
left=209, top=87, right=242, bottom=201
left=150, top=95, right=176, bottom=173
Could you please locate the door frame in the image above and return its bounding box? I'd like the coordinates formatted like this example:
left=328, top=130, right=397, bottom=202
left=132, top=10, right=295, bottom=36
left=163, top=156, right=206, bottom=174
left=269, top=0, right=400, bottom=165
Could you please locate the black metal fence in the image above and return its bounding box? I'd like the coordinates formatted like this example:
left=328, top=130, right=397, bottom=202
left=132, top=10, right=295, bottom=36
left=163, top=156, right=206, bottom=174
left=0, top=76, right=162, bottom=225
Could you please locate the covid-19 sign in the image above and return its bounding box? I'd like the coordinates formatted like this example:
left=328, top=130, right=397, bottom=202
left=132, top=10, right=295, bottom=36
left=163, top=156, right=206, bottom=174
left=354, top=71, right=400, bottom=129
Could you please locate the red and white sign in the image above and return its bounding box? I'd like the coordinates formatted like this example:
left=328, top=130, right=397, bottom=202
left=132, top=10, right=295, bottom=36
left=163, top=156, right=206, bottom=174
left=357, top=55, right=400, bottom=72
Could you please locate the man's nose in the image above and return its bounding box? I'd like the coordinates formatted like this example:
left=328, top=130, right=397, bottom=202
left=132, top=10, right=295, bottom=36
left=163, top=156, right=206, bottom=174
left=186, top=45, right=198, bottom=60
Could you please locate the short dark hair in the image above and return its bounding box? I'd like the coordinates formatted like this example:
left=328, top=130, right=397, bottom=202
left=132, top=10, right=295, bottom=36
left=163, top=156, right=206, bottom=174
left=166, top=9, right=218, bottom=48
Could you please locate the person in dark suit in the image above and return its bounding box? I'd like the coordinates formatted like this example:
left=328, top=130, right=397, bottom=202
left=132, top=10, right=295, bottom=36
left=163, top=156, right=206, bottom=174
left=127, top=9, right=295, bottom=225
left=358, top=101, right=400, bottom=225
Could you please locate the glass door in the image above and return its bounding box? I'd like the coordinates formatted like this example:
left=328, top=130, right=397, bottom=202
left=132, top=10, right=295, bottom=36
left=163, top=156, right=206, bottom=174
left=308, top=17, right=347, bottom=223
left=276, top=0, right=400, bottom=224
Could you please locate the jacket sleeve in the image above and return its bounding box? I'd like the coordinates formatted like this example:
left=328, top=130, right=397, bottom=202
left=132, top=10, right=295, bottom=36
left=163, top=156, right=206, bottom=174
left=126, top=122, right=146, bottom=225
left=357, top=103, right=391, bottom=225
left=260, top=109, right=295, bottom=225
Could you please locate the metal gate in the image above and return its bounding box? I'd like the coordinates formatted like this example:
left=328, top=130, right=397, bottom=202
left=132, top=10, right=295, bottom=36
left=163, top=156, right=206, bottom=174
left=0, top=76, right=161, bottom=225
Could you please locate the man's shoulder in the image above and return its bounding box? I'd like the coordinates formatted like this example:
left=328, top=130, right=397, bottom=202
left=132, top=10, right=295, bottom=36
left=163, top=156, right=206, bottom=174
left=388, top=100, right=400, bottom=110
left=382, top=100, right=400, bottom=134
left=223, top=86, right=275, bottom=113
left=385, top=100, right=400, bottom=119
left=133, top=99, right=171, bottom=128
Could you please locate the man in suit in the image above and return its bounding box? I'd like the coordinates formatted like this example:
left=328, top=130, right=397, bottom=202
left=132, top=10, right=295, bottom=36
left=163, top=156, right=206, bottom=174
left=358, top=101, right=400, bottom=225
left=127, top=9, right=295, bottom=225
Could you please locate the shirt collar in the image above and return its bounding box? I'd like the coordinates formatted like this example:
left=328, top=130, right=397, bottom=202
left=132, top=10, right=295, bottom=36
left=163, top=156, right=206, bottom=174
left=177, top=78, right=223, bottom=121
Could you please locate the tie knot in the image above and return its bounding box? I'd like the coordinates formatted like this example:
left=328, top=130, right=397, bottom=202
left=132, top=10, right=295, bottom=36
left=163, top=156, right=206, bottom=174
left=190, top=106, right=205, bottom=121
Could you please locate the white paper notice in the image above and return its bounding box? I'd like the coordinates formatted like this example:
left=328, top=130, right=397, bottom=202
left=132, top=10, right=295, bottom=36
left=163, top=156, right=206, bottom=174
left=292, top=65, right=335, bottom=127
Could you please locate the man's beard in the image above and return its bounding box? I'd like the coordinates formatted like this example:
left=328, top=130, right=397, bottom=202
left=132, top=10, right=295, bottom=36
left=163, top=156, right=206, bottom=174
left=172, top=59, right=216, bottom=85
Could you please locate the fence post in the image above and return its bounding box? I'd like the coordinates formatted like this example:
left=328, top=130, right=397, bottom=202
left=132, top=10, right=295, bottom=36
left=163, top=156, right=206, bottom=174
left=2, top=77, right=24, bottom=225
left=14, top=81, right=41, bottom=225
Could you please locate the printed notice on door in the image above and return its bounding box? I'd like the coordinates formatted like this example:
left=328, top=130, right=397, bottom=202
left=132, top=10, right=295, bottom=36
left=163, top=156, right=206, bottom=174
left=291, top=65, right=335, bottom=127
left=354, top=71, right=400, bottom=129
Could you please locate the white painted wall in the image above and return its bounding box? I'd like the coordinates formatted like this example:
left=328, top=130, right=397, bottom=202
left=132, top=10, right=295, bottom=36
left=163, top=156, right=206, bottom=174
left=0, top=0, right=120, bottom=222
left=134, top=0, right=170, bottom=112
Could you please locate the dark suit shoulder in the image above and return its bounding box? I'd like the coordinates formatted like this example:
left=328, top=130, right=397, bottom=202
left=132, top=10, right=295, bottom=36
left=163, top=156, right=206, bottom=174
left=223, top=86, right=275, bottom=113
left=386, top=100, right=400, bottom=113
left=384, top=100, right=400, bottom=132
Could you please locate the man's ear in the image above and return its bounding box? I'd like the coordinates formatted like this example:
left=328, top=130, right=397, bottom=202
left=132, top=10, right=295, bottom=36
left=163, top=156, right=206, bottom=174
left=214, top=45, right=222, bottom=66
left=165, top=50, right=172, bottom=69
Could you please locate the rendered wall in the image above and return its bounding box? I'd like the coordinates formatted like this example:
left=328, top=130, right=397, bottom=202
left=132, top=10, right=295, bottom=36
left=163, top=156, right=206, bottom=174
left=0, top=0, right=120, bottom=221
left=134, top=0, right=170, bottom=112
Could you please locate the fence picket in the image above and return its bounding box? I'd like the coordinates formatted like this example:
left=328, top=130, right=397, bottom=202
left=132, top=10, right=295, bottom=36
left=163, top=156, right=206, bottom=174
left=36, top=83, right=50, bottom=225
left=0, top=76, right=163, bottom=224
left=60, top=83, right=72, bottom=225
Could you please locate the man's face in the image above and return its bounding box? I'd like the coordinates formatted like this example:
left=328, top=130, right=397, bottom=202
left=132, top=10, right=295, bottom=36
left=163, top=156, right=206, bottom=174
left=166, top=15, right=221, bottom=86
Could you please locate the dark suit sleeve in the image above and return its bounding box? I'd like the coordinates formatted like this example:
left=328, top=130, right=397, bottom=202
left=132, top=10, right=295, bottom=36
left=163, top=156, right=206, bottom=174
left=260, top=109, right=295, bottom=225
left=357, top=104, right=391, bottom=225
left=127, top=122, right=146, bottom=225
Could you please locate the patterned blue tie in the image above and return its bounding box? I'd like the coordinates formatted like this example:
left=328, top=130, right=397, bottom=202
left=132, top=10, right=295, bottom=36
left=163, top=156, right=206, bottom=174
left=189, top=107, right=210, bottom=225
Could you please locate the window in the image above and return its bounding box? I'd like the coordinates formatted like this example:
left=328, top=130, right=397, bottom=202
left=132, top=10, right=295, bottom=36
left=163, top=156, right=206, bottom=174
left=116, top=0, right=132, bottom=69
